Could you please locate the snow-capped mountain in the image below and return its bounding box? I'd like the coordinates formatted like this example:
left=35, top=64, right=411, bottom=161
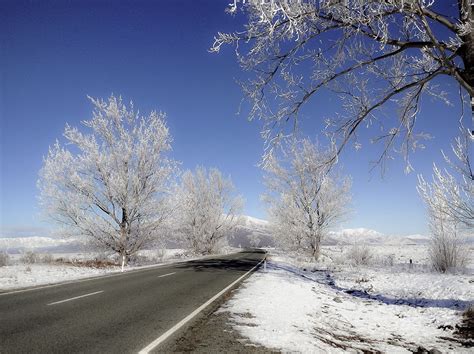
left=325, top=228, right=385, bottom=245
left=2, top=216, right=453, bottom=253
left=240, top=215, right=269, bottom=228
left=325, top=228, right=432, bottom=246
left=229, top=215, right=275, bottom=248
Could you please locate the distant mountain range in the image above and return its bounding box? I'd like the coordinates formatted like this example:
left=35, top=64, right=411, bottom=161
left=0, top=236, right=85, bottom=253
left=229, top=216, right=273, bottom=248
left=1, top=216, right=471, bottom=253
left=323, top=228, right=431, bottom=246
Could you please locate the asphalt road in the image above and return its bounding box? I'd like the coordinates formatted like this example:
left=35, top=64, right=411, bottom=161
left=0, top=250, right=265, bottom=354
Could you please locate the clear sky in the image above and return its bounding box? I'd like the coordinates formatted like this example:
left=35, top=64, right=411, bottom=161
left=0, top=0, right=467, bottom=237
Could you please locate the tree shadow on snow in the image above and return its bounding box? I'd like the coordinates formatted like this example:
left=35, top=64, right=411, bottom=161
left=268, top=262, right=472, bottom=311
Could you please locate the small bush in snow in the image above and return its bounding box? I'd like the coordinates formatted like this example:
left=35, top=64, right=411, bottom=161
left=0, top=252, right=10, bottom=266
left=347, top=244, right=373, bottom=265
left=377, top=254, right=395, bottom=267
left=463, top=304, right=474, bottom=320
left=429, top=229, right=467, bottom=273
left=20, top=251, right=39, bottom=264
left=152, top=246, right=167, bottom=263
left=41, top=254, right=55, bottom=264
left=54, top=257, right=70, bottom=264
left=127, top=254, right=149, bottom=266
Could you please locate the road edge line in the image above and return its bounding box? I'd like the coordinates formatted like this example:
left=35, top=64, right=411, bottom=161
left=138, top=253, right=266, bottom=354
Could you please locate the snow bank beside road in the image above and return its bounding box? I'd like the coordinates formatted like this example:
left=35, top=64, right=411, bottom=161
left=0, top=264, right=119, bottom=291
left=222, top=248, right=473, bottom=352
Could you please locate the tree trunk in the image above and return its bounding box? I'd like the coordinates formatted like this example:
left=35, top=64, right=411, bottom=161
left=120, top=207, right=129, bottom=267
left=309, top=232, right=321, bottom=261
left=458, top=0, right=474, bottom=131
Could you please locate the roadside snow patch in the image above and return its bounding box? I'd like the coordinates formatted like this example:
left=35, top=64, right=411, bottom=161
left=221, top=248, right=473, bottom=352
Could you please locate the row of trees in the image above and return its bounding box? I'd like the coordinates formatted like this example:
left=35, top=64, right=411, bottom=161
left=39, top=94, right=469, bottom=269
left=263, top=129, right=472, bottom=269
left=38, top=95, right=352, bottom=265
left=38, top=95, right=243, bottom=267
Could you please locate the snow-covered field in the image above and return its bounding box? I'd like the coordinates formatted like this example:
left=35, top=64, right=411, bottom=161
left=0, top=249, right=219, bottom=291
left=221, top=244, right=474, bottom=353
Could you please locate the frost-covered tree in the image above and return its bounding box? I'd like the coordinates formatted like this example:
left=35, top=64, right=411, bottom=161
left=212, top=0, right=474, bottom=166
left=417, top=129, right=472, bottom=271
left=174, top=167, right=243, bottom=255
left=38, top=95, right=177, bottom=268
left=424, top=208, right=468, bottom=272
left=263, top=139, right=351, bottom=260
left=418, top=128, right=473, bottom=228
left=249, top=234, right=261, bottom=248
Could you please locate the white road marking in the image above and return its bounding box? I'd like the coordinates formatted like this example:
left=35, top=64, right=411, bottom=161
left=47, top=290, right=104, bottom=306
left=158, top=272, right=176, bottom=278
left=138, top=255, right=266, bottom=354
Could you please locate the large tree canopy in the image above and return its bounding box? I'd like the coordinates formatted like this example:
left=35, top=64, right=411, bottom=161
left=263, top=139, right=351, bottom=259
left=174, top=167, right=243, bottom=255
left=212, top=0, right=474, bottom=167
left=38, top=95, right=177, bottom=264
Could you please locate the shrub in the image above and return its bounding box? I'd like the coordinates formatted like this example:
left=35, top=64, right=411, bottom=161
left=377, top=254, right=395, bottom=267
left=66, top=258, right=116, bottom=268
left=41, top=254, right=55, bottom=264
left=464, top=305, right=474, bottom=321
left=347, top=244, right=373, bottom=266
left=54, top=257, right=70, bottom=264
left=127, top=254, right=149, bottom=266
left=0, top=252, right=10, bottom=267
left=429, top=231, right=467, bottom=273
left=455, top=304, right=474, bottom=341
left=385, top=254, right=395, bottom=266
left=20, top=251, right=39, bottom=264
left=156, top=247, right=166, bottom=262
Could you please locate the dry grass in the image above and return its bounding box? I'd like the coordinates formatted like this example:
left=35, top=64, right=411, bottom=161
left=53, top=257, right=117, bottom=268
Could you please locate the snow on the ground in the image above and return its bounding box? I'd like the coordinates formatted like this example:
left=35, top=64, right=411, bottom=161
left=0, top=263, right=120, bottom=291
left=0, top=248, right=222, bottom=291
left=221, top=245, right=474, bottom=353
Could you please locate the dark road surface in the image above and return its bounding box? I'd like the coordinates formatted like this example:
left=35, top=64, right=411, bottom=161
left=0, top=250, right=265, bottom=354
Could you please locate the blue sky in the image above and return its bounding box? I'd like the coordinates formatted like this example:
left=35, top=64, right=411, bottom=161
left=0, top=0, right=467, bottom=236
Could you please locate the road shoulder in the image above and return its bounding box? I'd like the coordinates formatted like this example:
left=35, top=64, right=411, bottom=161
left=161, top=288, right=279, bottom=353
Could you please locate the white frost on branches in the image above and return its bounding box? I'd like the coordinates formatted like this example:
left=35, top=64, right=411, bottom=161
left=417, top=128, right=473, bottom=271
left=418, top=128, right=473, bottom=229
left=38, top=95, right=177, bottom=264
left=213, top=0, right=474, bottom=166
left=263, top=139, right=351, bottom=260
left=174, top=167, right=244, bottom=255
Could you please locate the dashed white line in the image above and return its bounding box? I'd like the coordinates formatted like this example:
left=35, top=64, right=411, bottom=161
left=47, top=290, right=104, bottom=306
left=158, top=272, right=176, bottom=278
left=138, top=255, right=266, bottom=354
